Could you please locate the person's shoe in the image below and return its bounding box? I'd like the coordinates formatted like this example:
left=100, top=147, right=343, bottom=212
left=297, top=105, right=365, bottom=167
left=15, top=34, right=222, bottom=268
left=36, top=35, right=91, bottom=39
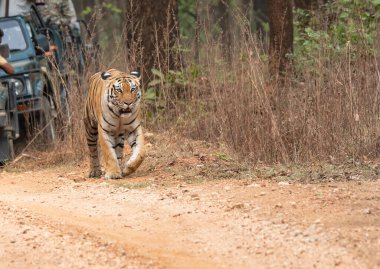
left=0, top=110, right=7, bottom=127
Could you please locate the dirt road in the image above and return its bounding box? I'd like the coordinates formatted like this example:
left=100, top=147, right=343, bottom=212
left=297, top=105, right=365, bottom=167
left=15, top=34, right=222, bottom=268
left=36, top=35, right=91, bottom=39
left=0, top=133, right=379, bottom=269
left=0, top=162, right=379, bottom=269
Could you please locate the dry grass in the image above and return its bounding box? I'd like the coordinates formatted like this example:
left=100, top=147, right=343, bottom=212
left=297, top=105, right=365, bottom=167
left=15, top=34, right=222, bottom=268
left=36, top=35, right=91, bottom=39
left=11, top=5, right=380, bottom=171
left=145, top=7, right=380, bottom=164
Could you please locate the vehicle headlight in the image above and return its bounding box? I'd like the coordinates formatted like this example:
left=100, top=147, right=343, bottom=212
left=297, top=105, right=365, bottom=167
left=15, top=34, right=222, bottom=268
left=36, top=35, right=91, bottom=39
left=34, top=79, right=44, bottom=96
left=9, top=78, right=25, bottom=96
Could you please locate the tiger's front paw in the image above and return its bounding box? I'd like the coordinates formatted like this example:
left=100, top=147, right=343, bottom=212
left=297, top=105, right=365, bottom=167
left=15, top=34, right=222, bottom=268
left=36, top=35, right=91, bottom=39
left=122, top=166, right=136, bottom=177
left=104, top=171, right=122, bottom=180
left=89, top=169, right=102, bottom=178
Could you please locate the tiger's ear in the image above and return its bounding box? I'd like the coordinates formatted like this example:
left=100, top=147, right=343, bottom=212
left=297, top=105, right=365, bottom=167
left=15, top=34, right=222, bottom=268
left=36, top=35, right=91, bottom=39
left=101, top=72, right=112, bottom=80
left=130, top=68, right=141, bottom=78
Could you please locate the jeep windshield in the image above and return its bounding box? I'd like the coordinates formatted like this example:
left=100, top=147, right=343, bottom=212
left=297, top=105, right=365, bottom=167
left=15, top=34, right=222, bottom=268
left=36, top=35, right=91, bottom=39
left=0, top=19, right=27, bottom=52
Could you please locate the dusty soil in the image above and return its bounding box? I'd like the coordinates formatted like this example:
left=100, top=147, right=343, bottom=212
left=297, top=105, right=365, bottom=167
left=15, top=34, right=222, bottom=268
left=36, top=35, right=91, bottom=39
left=0, top=133, right=379, bottom=269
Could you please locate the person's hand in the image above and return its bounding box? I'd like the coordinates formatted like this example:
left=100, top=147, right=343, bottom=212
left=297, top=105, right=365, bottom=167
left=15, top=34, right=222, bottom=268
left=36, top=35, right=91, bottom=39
left=44, top=45, right=57, bottom=57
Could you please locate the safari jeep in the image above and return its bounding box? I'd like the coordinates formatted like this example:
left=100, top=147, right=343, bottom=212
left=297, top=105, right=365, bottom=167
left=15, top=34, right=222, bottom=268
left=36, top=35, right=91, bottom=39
left=0, top=5, right=79, bottom=163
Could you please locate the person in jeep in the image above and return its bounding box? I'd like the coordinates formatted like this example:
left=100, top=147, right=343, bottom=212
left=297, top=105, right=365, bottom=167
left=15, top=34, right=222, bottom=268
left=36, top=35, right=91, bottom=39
left=23, top=0, right=82, bottom=63
left=0, top=28, right=15, bottom=125
left=22, top=0, right=78, bottom=28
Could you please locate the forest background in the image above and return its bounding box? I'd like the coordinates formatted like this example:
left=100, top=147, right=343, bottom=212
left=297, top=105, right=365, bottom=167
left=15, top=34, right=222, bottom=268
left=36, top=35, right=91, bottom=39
left=65, top=0, right=380, bottom=165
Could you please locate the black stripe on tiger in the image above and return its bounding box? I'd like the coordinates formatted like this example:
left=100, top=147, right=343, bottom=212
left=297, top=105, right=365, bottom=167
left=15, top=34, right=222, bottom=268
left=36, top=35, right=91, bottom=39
left=128, top=124, right=141, bottom=136
left=124, top=115, right=137, bottom=126
left=100, top=125, right=113, bottom=134
left=102, top=111, right=116, bottom=127
left=105, top=138, right=115, bottom=147
left=85, top=125, right=98, bottom=136
left=113, top=142, right=124, bottom=149
left=86, top=136, right=97, bottom=143
left=107, top=104, right=120, bottom=117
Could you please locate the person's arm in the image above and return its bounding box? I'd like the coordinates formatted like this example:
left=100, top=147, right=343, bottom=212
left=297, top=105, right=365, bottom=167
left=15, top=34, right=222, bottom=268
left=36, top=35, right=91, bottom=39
left=0, top=55, right=14, bottom=74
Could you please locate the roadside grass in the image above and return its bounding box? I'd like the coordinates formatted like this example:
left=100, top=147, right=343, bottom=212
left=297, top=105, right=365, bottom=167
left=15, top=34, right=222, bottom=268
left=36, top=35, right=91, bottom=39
left=253, top=161, right=380, bottom=183
left=2, top=4, right=380, bottom=187
left=3, top=127, right=380, bottom=187
left=113, top=181, right=152, bottom=189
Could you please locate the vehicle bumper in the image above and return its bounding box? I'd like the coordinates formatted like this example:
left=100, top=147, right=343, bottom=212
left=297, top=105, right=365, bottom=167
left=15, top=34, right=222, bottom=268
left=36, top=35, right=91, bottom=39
left=16, top=97, right=43, bottom=114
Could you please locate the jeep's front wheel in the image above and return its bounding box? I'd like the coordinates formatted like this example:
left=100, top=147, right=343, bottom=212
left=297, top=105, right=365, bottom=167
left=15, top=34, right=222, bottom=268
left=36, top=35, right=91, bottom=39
left=0, top=128, right=15, bottom=164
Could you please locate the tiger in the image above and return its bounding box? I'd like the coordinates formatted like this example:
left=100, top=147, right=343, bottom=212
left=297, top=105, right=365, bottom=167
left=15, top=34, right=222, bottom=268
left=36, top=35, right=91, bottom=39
left=84, top=68, right=145, bottom=179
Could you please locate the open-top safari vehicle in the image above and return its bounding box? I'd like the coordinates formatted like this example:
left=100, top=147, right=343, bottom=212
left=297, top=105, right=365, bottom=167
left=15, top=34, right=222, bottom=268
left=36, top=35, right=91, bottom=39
left=0, top=3, right=87, bottom=163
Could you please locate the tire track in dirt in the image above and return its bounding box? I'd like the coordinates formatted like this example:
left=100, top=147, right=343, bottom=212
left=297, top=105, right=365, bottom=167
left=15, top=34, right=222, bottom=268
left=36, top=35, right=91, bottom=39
left=0, top=168, right=379, bottom=269
left=0, top=200, right=157, bottom=269
left=0, top=172, right=240, bottom=269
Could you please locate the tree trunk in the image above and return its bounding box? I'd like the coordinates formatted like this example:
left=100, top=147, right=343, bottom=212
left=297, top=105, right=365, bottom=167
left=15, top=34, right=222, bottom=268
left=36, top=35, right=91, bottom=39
left=267, top=0, right=293, bottom=76
left=253, top=0, right=269, bottom=38
left=212, top=1, right=232, bottom=63
left=194, top=0, right=201, bottom=63
left=126, top=0, right=180, bottom=84
left=239, top=0, right=253, bottom=42
left=294, top=0, right=313, bottom=10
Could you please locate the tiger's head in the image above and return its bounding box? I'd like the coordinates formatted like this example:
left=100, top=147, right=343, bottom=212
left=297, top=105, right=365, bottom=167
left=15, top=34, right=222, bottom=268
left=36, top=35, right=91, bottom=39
left=101, top=69, right=141, bottom=114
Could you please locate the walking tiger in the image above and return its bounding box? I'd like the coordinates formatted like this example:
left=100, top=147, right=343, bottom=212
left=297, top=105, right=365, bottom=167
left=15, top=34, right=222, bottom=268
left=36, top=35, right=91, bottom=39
left=84, top=68, right=145, bottom=179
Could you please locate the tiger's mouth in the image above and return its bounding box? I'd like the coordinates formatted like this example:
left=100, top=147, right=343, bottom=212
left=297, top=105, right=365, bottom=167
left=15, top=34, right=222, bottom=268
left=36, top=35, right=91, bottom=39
left=120, top=107, right=132, bottom=114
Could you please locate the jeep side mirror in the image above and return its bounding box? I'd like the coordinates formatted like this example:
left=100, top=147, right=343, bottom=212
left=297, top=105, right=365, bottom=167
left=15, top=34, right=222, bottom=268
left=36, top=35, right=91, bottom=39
left=35, top=34, right=50, bottom=54
left=0, top=44, right=10, bottom=59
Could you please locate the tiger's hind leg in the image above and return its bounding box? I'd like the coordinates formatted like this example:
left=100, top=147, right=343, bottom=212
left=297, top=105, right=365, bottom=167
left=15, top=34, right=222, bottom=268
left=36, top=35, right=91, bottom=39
left=85, top=121, right=102, bottom=178
left=122, top=125, right=145, bottom=176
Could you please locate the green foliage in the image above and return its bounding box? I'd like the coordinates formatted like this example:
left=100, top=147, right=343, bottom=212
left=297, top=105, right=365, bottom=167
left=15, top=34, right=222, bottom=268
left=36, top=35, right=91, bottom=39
left=146, top=65, right=201, bottom=104
left=81, top=6, right=92, bottom=16
left=81, top=2, right=122, bottom=17
left=145, top=69, right=164, bottom=104
left=179, top=0, right=197, bottom=38
left=294, top=0, right=380, bottom=68
left=146, top=69, right=185, bottom=105
left=329, top=0, right=380, bottom=48
left=215, top=152, right=233, bottom=161
left=96, top=2, right=124, bottom=50
left=102, top=2, right=122, bottom=14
